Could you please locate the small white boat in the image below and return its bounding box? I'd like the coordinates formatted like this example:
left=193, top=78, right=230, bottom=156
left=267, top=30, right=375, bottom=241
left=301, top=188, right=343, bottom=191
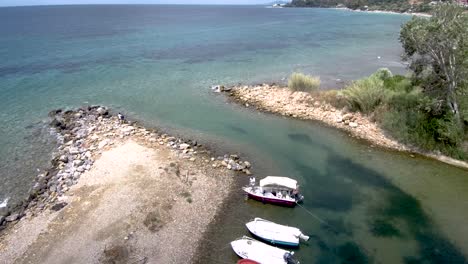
left=231, top=236, right=300, bottom=264
left=246, top=218, right=309, bottom=247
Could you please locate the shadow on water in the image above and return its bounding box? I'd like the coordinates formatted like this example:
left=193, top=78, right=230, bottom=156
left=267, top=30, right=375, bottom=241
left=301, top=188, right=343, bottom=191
left=284, top=145, right=467, bottom=263
left=194, top=137, right=467, bottom=264
left=288, top=133, right=315, bottom=145
left=227, top=125, right=248, bottom=135
left=326, top=153, right=465, bottom=263
left=294, top=161, right=355, bottom=213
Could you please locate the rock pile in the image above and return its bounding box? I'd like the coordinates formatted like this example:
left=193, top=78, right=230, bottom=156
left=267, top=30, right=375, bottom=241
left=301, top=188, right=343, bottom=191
left=0, top=105, right=252, bottom=229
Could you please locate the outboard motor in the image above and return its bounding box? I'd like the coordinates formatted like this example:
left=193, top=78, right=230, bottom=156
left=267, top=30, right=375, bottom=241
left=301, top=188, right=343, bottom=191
left=296, top=194, right=304, bottom=203
left=249, top=177, right=256, bottom=187
left=283, top=252, right=299, bottom=264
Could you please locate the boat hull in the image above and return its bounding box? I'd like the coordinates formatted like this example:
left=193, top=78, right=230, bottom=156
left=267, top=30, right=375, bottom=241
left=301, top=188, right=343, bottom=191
left=231, top=236, right=293, bottom=264
left=237, top=259, right=261, bottom=264
left=249, top=231, right=299, bottom=248
left=246, top=192, right=297, bottom=207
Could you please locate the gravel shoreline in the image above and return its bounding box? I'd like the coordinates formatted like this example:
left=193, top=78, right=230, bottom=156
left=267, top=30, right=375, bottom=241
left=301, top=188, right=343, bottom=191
left=221, top=84, right=468, bottom=170
left=0, top=106, right=253, bottom=263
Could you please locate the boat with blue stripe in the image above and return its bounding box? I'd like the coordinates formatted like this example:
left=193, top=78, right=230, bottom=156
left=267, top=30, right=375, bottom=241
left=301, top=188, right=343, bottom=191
left=245, top=218, right=309, bottom=248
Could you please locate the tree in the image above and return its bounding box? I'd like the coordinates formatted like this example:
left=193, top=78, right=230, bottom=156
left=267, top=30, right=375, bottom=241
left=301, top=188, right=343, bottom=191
left=399, top=3, right=468, bottom=125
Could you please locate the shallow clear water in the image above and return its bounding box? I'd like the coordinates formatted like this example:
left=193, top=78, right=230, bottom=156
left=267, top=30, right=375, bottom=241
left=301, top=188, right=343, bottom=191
left=1, top=5, right=467, bottom=263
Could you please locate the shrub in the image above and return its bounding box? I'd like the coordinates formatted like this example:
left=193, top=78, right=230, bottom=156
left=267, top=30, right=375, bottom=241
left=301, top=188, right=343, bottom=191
left=315, top=90, right=348, bottom=109
left=341, top=74, right=389, bottom=114
left=383, top=75, right=413, bottom=93
left=378, top=91, right=466, bottom=159
left=371, top=68, right=393, bottom=81
left=288, top=72, right=320, bottom=92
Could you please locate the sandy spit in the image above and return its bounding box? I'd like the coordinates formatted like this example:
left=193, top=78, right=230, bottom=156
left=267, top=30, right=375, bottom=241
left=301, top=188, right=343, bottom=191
left=0, top=107, right=247, bottom=264
left=224, top=84, right=468, bottom=170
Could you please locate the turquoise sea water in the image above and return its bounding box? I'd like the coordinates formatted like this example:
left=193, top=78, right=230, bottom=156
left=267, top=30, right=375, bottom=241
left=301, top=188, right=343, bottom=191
left=1, top=5, right=468, bottom=263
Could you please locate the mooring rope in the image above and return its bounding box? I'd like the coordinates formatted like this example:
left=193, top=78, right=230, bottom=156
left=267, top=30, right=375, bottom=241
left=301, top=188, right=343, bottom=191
left=295, top=202, right=339, bottom=234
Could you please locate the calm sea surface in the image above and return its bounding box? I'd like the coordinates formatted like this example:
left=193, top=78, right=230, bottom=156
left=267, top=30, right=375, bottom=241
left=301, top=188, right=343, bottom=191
left=1, top=5, right=467, bottom=263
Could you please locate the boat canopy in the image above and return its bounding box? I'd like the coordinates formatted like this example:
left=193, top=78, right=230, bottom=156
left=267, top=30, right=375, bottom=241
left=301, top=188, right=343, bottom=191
left=260, top=176, right=298, bottom=190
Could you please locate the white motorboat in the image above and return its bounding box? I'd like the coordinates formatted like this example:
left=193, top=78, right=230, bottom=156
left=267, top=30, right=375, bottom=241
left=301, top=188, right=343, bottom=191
left=230, top=236, right=300, bottom=264
left=243, top=176, right=304, bottom=207
left=246, top=218, right=309, bottom=247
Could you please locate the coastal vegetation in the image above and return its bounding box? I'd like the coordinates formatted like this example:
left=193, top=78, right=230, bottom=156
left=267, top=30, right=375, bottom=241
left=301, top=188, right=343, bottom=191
left=341, top=68, right=393, bottom=114
left=288, top=72, right=321, bottom=92
left=337, top=4, right=468, bottom=159
left=287, top=0, right=439, bottom=13
left=273, top=4, right=468, bottom=160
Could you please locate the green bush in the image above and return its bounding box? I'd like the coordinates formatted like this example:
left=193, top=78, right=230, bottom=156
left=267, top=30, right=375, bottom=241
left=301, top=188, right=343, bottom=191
left=371, top=68, right=393, bottom=81
left=379, top=91, right=466, bottom=159
left=341, top=74, right=389, bottom=114
left=288, top=72, right=320, bottom=92
left=383, top=75, right=413, bottom=93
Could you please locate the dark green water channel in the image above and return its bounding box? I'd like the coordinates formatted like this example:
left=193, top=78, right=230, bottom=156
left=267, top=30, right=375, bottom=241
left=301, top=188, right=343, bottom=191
left=192, top=107, right=468, bottom=263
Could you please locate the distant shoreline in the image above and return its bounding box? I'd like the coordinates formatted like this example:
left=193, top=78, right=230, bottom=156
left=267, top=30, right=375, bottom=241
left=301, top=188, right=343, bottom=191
left=331, top=7, right=432, bottom=17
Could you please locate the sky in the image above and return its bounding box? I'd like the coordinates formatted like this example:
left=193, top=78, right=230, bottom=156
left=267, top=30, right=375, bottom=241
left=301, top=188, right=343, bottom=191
left=0, top=0, right=271, bottom=6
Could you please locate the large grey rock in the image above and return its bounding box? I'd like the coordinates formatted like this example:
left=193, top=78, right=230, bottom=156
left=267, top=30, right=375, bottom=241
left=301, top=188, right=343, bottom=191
left=5, top=213, right=19, bottom=222
left=59, top=155, right=69, bottom=163
left=179, top=143, right=190, bottom=150
left=50, top=185, right=57, bottom=193
left=69, top=147, right=80, bottom=155
left=121, top=126, right=135, bottom=133
left=98, top=139, right=110, bottom=149
left=31, top=182, right=45, bottom=194
left=75, top=129, right=88, bottom=139
left=96, top=107, right=108, bottom=116
left=342, top=113, right=354, bottom=121
left=73, top=159, right=84, bottom=167
left=50, top=118, right=66, bottom=130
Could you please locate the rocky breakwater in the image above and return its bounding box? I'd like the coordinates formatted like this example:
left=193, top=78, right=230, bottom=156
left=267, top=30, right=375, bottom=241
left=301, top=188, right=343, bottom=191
left=0, top=106, right=253, bottom=231
left=224, top=84, right=407, bottom=151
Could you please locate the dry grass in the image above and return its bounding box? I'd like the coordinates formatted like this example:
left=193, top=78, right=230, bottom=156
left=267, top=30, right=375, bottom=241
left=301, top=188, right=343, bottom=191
left=288, top=72, right=320, bottom=92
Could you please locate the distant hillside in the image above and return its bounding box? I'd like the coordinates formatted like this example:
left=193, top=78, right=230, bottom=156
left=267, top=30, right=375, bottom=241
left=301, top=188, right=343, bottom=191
left=287, top=0, right=434, bottom=13
left=265, top=0, right=291, bottom=5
